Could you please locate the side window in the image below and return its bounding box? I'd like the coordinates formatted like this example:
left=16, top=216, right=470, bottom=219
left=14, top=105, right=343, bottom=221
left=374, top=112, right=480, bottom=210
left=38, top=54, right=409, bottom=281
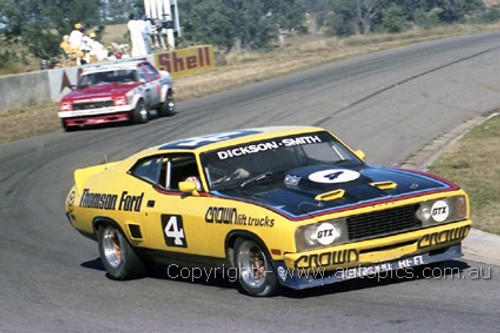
left=138, top=67, right=148, bottom=82
left=160, top=153, right=201, bottom=191
left=130, top=156, right=163, bottom=184
left=143, top=63, right=159, bottom=80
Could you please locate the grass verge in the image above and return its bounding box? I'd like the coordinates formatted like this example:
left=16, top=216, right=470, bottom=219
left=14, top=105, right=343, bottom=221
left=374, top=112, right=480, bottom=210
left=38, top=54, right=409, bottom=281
left=428, top=114, right=500, bottom=234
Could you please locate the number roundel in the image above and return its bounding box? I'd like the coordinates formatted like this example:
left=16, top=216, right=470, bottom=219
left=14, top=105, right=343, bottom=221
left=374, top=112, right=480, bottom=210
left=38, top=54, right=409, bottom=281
left=308, top=169, right=360, bottom=184
left=161, top=215, right=187, bottom=247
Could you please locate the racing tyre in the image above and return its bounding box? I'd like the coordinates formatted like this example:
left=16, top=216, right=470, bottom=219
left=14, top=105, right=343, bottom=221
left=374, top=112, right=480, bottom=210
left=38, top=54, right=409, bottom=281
left=97, top=224, right=146, bottom=280
left=132, top=100, right=149, bottom=124
left=158, top=90, right=175, bottom=117
left=234, top=238, right=279, bottom=297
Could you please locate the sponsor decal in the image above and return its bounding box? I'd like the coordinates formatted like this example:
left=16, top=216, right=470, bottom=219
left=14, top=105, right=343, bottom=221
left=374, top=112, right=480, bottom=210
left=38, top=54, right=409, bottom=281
left=308, top=169, right=360, bottom=184
left=204, top=207, right=275, bottom=227
left=67, top=190, right=76, bottom=213
left=284, top=174, right=301, bottom=187
left=431, top=200, right=449, bottom=222
left=417, top=225, right=470, bottom=249
left=205, top=207, right=240, bottom=224
left=277, top=266, right=288, bottom=282
left=294, top=249, right=358, bottom=269
left=155, top=45, right=214, bottom=78
left=316, top=223, right=340, bottom=245
left=338, top=255, right=425, bottom=280
left=79, top=189, right=144, bottom=212
left=216, top=135, right=322, bottom=160
left=162, top=215, right=187, bottom=247
left=161, top=130, right=259, bottom=149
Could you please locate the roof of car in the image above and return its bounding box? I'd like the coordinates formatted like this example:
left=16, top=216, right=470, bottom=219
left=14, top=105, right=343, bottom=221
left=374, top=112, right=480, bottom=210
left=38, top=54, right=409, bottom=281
left=157, top=126, right=325, bottom=151
left=81, top=58, right=148, bottom=74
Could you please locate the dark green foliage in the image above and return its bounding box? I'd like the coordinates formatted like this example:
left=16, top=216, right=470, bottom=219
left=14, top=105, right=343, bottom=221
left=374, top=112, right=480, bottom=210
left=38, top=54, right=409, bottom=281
left=309, top=0, right=489, bottom=37
left=380, top=3, right=409, bottom=33
left=180, top=0, right=307, bottom=51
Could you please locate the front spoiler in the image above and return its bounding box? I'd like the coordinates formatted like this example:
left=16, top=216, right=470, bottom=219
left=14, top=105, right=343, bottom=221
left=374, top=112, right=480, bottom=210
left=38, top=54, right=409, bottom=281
left=273, top=243, right=463, bottom=290
left=58, top=105, right=133, bottom=118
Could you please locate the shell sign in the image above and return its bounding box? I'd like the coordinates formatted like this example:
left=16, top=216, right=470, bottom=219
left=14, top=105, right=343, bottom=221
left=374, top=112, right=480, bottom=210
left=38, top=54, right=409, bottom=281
left=154, top=45, right=214, bottom=78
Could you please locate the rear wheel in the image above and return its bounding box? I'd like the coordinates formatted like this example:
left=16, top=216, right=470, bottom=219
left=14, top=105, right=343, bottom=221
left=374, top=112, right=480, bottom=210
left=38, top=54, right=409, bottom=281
left=97, top=224, right=146, bottom=280
left=131, top=100, right=149, bottom=124
left=158, top=90, right=175, bottom=117
left=234, top=238, right=279, bottom=297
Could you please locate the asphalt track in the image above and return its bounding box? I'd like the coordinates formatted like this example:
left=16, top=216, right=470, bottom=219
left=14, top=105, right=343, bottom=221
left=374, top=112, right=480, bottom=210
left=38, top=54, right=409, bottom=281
left=2, top=32, right=500, bottom=332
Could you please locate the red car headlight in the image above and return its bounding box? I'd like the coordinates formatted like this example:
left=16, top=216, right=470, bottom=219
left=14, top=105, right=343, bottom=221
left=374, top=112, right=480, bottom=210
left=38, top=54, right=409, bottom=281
left=61, top=102, right=72, bottom=111
left=114, top=96, right=128, bottom=106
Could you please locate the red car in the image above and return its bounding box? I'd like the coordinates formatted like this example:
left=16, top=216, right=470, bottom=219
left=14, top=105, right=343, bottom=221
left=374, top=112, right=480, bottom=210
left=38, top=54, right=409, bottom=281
left=58, top=59, right=175, bottom=131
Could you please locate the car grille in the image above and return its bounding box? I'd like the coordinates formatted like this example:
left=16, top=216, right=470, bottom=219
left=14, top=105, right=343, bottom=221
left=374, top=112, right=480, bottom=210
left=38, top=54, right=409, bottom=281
left=347, top=204, right=421, bottom=241
left=72, top=101, right=113, bottom=110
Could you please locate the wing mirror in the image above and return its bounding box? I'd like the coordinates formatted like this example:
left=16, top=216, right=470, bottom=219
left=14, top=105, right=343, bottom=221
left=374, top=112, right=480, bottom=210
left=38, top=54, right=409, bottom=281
left=179, top=181, right=200, bottom=197
left=354, top=150, right=366, bottom=161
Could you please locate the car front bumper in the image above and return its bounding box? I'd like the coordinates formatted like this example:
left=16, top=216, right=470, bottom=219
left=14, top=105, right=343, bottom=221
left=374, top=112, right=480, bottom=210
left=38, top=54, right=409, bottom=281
left=277, top=220, right=471, bottom=290
left=58, top=105, right=133, bottom=119
left=274, top=243, right=463, bottom=290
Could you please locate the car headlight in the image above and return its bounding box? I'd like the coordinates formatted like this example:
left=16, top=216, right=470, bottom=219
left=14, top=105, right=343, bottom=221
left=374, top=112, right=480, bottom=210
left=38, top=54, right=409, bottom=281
left=114, top=96, right=128, bottom=106
left=61, top=102, right=72, bottom=111
left=416, top=196, right=468, bottom=225
left=295, top=219, right=348, bottom=252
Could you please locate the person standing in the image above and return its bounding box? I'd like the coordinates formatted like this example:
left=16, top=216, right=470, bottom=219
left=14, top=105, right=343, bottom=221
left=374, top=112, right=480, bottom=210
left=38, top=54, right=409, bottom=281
left=68, top=23, right=84, bottom=49
left=142, top=14, right=152, bottom=54
left=127, top=13, right=146, bottom=57
left=88, top=32, right=107, bottom=62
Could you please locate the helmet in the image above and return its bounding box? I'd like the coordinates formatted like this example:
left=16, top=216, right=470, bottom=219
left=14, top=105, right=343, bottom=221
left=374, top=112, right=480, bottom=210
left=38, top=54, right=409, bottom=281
left=74, top=23, right=82, bottom=29
left=184, top=176, right=202, bottom=191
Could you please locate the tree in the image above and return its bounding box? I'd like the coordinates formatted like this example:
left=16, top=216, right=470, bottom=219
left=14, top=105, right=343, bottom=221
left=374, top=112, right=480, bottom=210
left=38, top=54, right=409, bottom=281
left=0, top=0, right=101, bottom=58
left=434, top=0, right=484, bottom=23
left=380, top=3, right=409, bottom=32
left=180, top=0, right=307, bottom=51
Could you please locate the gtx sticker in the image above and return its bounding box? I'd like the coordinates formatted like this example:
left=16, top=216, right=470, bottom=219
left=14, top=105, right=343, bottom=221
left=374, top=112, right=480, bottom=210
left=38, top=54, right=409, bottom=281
left=316, top=223, right=340, bottom=245
left=205, top=207, right=274, bottom=227
left=431, top=200, right=449, bottom=222
left=162, top=215, right=187, bottom=247
left=294, top=249, right=358, bottom=269
left=79, top=189, right=144, bottom=211
left=417, top=225, right=470, bottom=249
left=216, top=135, right=322, bottom=160
left=309, top=169, right=360, bottom=184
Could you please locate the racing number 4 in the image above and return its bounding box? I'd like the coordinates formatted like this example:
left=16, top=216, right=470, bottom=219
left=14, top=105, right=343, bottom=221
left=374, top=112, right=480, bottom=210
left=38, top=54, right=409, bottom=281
left=161, top=215, right=187, bottom=248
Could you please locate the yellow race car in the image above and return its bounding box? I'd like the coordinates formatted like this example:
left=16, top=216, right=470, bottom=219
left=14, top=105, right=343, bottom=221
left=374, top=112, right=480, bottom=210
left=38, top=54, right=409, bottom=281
left=65, top=126, right=471, bottom=296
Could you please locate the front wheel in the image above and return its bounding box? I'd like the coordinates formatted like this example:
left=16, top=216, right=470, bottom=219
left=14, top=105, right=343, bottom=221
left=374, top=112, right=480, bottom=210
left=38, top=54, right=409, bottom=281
left=233, top=238, right=279, bottom=297
left=131, top=100, right=149, bottom=124
left=97, top=224, right=146, bottom=280
left=158, top=90, right=175, bottom=117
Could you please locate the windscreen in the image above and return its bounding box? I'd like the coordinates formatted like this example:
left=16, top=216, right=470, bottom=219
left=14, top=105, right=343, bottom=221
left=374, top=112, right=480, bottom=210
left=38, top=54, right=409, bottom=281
left=77, top=69, right=137, bottom=88
left=201, top=131, right=361, bottom=191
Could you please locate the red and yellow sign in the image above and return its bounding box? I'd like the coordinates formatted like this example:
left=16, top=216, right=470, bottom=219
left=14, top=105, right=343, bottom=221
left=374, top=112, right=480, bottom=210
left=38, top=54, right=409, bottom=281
left=154, top=45, right=214, bottom=78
